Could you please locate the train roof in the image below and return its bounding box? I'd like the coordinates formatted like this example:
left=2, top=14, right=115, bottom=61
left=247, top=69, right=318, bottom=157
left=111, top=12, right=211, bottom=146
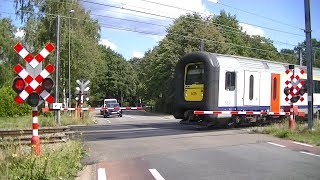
left=180, top=51, right=320, bottom=77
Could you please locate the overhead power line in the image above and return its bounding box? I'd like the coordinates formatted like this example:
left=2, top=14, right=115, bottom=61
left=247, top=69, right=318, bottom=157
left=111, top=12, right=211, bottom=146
left=0, top=8, right=300, bottom=48
left=79, top=0, right=304, bottom=37
left=139, top=0, right=303, bottom=31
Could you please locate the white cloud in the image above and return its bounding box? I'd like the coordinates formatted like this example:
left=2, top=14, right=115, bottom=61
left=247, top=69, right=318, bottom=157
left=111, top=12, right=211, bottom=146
left=14, top=28, right=25, bottom=38
left=239, top=23, right=264, bottom=36
left=132, top=51, right=144, bottom=58
left=149, top=35, right=165, bottom=43
left=208, top=0, right=218, bottom=3
left=86, top=0, right=211, bottom=20
left=98, top=38, right=117, bottom=50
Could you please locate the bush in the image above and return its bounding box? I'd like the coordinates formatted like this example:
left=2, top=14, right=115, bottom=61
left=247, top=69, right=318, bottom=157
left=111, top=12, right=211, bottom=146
left=0, top=86, right=30, bottom=117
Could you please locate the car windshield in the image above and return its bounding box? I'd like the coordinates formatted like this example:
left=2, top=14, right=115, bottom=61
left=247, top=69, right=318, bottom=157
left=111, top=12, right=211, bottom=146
left=107, top=103, right=119, bottom=108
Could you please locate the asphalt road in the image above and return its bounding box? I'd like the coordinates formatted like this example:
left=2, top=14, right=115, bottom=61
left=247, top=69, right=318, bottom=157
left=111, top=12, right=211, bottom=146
left=74, top=110, right=320, bottom=180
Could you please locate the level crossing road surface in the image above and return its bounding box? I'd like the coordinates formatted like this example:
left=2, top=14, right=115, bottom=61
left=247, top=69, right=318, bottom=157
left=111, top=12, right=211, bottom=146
left=73, top=110, right=320, bottom=180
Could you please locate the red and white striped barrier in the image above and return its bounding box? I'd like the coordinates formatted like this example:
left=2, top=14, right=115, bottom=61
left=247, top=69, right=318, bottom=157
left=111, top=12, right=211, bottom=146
left=194, top=111, right=290, bottom=115
left=59, top=107, right=144, bottom=111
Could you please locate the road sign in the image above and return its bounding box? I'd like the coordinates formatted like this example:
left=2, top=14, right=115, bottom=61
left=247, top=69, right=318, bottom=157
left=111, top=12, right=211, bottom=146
left=12, top=43, right=55, bottom=106
left=284, top=67, right=305, bottom=103
left=75, top=79, right=90, bottom=102
left=13, top=43, right=54, bottom=68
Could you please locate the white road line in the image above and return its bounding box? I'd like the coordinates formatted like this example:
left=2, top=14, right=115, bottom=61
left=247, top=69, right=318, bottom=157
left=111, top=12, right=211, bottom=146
left=149, top=169, right=165, bottom=180
left=97, top=168, right=107, bottom=180
left=300, top=151, right=320, bottom=157
left=267, top=142, right=286, bottom=148
left=293, top=141, right=314, bottom=147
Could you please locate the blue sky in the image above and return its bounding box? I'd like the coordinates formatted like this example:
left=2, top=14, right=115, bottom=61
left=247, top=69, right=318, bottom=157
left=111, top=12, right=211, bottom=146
left=1, top=0, right=319, bottom=60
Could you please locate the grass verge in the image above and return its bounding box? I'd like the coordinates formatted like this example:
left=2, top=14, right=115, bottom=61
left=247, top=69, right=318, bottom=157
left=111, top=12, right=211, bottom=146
left=0, top=140, right=85, bottom=180
left=251, top=120, right=320, bottom=146
left=0, top=111, right=95, bottom=129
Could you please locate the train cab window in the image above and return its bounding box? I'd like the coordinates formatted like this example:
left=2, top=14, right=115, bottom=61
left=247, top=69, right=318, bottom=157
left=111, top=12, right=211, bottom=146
left=225, top=72, right=236, bottom=91
left=185, top=63, right=204, bottom=85
left=249, top=75, right=254, bottom=100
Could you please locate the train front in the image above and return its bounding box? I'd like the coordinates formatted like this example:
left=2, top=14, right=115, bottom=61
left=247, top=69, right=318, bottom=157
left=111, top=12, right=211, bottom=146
left=173, top=51, right=220, bottom=126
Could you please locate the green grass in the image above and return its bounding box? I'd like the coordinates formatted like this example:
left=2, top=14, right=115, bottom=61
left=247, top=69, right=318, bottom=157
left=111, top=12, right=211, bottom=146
left=0, top=111, right=95, bottom=130
left=252, top=120, right=320, bottom=146
left=0, top=140, right=85, bottom=180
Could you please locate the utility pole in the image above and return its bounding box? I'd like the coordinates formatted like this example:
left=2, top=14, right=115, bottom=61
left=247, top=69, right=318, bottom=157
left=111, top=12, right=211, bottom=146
left=200, top=39, right=204, bottom=51
left=304, top=0, right=313, bottom=129
left=54, top=15, right=61, bottom=125
left=68, top=9, right=74, bottom=109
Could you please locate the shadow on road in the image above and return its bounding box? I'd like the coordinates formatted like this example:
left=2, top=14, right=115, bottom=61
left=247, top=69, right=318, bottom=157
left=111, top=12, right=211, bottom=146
left=72, top=120, right=238, bottom=142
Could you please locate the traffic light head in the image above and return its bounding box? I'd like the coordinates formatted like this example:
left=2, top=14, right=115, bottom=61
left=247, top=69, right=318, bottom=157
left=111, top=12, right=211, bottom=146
left=283, top=87, right=291, bottom=96
left=298, top=85, right=307, bottom=96
left=26, top=92, right=40, bottom=107
left=42, top=77, right=54, bottom=92
left=12, top=77, right=25, bottom=93
left=290, top=96, right=300, bottom=103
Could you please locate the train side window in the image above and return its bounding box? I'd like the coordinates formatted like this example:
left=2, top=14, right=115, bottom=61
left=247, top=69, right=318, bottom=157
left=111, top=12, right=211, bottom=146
left=314, top=80, right=320, bottom=93
left=273, top=77, right=277, bottom=100
left=225, top=72, right=236, bottom=91
left=249, top=75, right=254, bottom=100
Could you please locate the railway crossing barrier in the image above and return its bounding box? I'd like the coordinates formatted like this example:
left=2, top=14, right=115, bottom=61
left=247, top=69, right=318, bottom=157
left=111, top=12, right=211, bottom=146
left=194, top=111, right=290, bottom=115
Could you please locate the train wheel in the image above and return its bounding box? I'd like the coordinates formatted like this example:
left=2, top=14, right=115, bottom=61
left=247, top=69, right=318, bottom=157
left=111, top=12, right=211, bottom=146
left=225, top=118, right=236, bottom=128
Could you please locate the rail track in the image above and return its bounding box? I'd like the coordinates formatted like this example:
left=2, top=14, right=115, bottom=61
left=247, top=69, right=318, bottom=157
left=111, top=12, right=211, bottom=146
left=0, top=126, right=78, bottom=144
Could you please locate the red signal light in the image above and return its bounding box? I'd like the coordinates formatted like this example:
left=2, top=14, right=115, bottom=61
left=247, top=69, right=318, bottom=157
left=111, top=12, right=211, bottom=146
left=12, top=77, right=25, bottom=93
left=42, top=77, right=54, bottom=91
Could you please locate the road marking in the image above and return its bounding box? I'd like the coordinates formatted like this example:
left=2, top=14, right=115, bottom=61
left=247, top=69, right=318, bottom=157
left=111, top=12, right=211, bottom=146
left=149, top=169, right=165, bottom=180
left=300, top=151, right=320, bottom=157
left=97, top=168, right=107, bottom=180
left=267, top=142, right=286, bottom=148
left=293, top=141, right=313, bottom=147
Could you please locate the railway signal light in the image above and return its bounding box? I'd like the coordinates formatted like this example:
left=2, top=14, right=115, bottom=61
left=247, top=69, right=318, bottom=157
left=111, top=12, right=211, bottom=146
left=42, top=77, right=54, bottom=92
left=283, top=87, right=291, bottom=96
left=290, top=96, right=300, bottom=103
left=298, top=85, right=307, bottom=96
left=12, top=77, right=25, bottom=93
left=26, top=92, right=40, bottom=107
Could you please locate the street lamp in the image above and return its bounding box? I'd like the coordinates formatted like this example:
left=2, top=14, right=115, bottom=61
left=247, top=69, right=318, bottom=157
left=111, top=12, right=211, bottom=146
left=68, top=9, right=74, bottom=108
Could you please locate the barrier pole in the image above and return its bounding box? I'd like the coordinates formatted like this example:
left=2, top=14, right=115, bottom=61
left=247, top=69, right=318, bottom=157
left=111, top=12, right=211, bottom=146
left=31, top=107, right=40, bottom=156
left=289, top=103, right=295, bottom=129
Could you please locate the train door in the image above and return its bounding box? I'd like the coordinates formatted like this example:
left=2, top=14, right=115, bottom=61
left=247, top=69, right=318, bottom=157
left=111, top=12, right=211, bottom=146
left=243, top=71, right=260, bottom=106
left=270, top=73, right=280, bottom=112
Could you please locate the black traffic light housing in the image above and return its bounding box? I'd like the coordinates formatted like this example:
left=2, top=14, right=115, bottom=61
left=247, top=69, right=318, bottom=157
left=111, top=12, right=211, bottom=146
left=283, top=87, right=291, bottom=96
left=12, top=76, right=25, bottom=93
left=298, top=85, right=307, bottom=96
left=26, top=92, right=40, bottom=107
left=290, top=96, right=300, bottom=103
left=42, top=77, right=54, bottom=92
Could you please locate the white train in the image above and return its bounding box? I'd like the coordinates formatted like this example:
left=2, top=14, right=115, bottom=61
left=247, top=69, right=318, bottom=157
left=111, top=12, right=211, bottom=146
left=173, top=51, right=320, bottom=127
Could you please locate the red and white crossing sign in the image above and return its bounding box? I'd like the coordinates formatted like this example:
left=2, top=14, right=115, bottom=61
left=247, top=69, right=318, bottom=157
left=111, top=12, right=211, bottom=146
left=13, top=43, right=54, bottom=68
left=284, top=67, right=305, bottom=102
left=12, top=43, right=55, bottom=106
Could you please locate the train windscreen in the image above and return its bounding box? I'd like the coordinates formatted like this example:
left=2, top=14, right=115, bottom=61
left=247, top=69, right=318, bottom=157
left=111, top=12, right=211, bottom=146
left=185, top=63, right=204, bottom=85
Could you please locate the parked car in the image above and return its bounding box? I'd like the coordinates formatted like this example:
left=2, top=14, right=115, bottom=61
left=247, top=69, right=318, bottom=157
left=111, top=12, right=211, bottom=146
left=103, top=103, right=122, bottom=118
